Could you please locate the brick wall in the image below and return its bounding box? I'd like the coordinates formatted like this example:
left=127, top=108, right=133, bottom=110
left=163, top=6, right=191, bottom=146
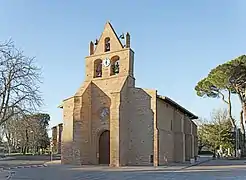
left=61, top=97, right=75, bottom=164
left=127, top=88, right=156, bottom=166
left=57, top=123, right=63, bottom=154
left=51, top=126, right=57, bottom=153
left=156, top=99, right=174, bottom=165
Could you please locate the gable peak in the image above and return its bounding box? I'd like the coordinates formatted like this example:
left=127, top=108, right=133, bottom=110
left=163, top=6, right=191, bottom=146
left=92, top=22, right=124, bottom=55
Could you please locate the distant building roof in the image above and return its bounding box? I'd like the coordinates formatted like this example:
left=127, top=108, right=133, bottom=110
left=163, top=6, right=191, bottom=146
left=157, top=95, right=198, bottom=120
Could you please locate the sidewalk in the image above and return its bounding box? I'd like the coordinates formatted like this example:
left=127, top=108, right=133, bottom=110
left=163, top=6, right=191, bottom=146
left=44, top=156, right=212, bottom=171
left=165, top=156, right=212, bottom=170
left=0, top=169, right=10, bottom=180
left=0, top=157, right=14, bottom=161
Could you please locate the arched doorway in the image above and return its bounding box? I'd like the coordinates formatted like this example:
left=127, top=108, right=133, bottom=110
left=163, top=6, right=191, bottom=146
left=99, top=130, right=110, bottom=164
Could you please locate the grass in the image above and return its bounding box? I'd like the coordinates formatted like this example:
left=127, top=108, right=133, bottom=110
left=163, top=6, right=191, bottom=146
left=5, top=152, right=61, bottom=157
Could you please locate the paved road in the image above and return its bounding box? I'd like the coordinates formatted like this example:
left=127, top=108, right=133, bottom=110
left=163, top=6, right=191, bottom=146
left=5, top=159, right=246, bottom=180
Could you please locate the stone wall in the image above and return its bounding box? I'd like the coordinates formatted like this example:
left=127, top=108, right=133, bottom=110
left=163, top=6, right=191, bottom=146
left=57, top=123, right=63, bottom=154
left=51, top=126, right=57, bottom=153
left=51, top=123, right=63, bottom=154
left=191, top=121, right=198, bottom=157
left=184, top=116, right=192, bottom=161
left=61, top=97, right=75, bottom=164
left=173, top=110, right=185, bottom=163
left=156, top=96, right=198, bottom=163
left=156, top=99, right=174, bottom=165
left=60, top=83, right=198, bottom=166
left=127, top=88, right=156, bottom=166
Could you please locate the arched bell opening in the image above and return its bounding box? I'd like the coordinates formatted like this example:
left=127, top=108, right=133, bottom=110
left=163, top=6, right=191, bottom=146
left=110, top=55, right=120, bottom=76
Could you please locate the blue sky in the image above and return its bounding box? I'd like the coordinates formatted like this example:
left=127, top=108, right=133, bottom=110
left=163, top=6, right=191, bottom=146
left=0, top=0, right=245, bottom=129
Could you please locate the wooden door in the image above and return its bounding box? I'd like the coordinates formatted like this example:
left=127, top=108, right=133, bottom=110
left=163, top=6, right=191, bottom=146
left=99, top=130, right=110, bottom=164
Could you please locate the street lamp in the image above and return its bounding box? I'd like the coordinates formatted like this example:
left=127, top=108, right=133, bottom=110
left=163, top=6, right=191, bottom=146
left=47, top=128, right=53, bottom=161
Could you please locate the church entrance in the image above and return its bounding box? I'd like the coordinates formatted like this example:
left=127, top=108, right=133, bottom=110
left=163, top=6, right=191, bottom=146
left=99, top=130, right=110, bottom=164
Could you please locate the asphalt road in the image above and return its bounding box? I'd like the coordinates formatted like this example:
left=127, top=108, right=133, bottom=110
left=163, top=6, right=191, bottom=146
left=8, top=159, right=246, bottom=180
left=0, top=155, right=60, bottom=169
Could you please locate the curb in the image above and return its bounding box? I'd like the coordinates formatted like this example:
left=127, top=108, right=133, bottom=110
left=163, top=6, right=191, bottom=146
left=0, top=164, right=47, bottom=171
left=44, top=160, right=61, bottom=166
left=181, top=158, right=212, bottom=170
left=1, top=164, right=48, bottom=179
left=0, top=157, right=15, bottom=161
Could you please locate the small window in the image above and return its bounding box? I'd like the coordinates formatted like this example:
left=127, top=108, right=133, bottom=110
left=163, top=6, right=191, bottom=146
left=104, top=37, right=110, bottom=52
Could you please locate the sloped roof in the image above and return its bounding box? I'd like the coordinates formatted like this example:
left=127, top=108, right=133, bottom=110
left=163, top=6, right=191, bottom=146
left=157, top=95, right=198, bottom=119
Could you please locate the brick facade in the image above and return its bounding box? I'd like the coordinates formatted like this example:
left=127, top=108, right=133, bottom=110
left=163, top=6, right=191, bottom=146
left=58, top=22, right=198, bottom=166
left=51, top=123, right=63, bottom=154
left=51, top=126, right=57, bottom=153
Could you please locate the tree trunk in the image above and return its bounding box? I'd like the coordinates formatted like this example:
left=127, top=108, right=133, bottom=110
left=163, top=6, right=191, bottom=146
left=22, top=146, right=27, bottom=155
left=198, top=146, right=203, bottom=154
left=242, top=105, right=246, bottom=156
left=228, top=91, right=236, bottom=128
left=6, top=136, right=11, bottom=155
left=7, top=145, right=11, bottom=155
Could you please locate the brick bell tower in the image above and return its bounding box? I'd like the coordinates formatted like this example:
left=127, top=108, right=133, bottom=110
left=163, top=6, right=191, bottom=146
left=84, top=21, right=135, bottom=85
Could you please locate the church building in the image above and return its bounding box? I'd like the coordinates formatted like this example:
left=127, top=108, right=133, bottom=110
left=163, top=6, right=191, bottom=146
left=58, top=22, right=198, bottom=167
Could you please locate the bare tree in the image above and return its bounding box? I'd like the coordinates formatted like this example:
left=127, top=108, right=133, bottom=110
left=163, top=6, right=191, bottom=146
left=0, top=39, right=42, bottom=126
left=2, top=113, right=50, bottom=154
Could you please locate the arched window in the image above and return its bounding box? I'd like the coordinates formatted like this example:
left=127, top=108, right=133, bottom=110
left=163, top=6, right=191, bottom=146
left=110, top=56, right=120, bottom=75
left=104, top=37, right=110, bottom=52
left=94, top=59, right=102, bottom=78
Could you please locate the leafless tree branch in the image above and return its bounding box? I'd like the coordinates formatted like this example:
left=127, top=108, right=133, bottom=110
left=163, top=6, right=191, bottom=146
left=0, top=39, right=43, bottom=126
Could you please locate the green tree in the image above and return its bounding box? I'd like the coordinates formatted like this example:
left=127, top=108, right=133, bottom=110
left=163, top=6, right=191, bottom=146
left=195, top=55, right=246, bottom=136
left=195, top=77, right=236, bottom=128
left=2, top=113, right=50, bottom=154
left=23, top=113, right=50, bottom=154
left=33, top=113, right=50, bottom=152
left=208, top=57, right=245, bottom=134
left=197, top=118, right=210, bottom=153
left=226, top=55, right=246, bottom=136
left=198, top=109, right=234, bottom=153
left=206, top=55, right=246, bottom=154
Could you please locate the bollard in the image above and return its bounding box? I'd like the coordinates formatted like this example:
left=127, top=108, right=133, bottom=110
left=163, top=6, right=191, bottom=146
left=190, top=158, right=195, bottom=164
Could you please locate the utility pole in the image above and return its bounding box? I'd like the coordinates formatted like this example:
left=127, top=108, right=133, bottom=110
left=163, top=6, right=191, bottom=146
left=236, top=128, right=239, bottom=157
left=50, top=140, right=53, bottom=161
